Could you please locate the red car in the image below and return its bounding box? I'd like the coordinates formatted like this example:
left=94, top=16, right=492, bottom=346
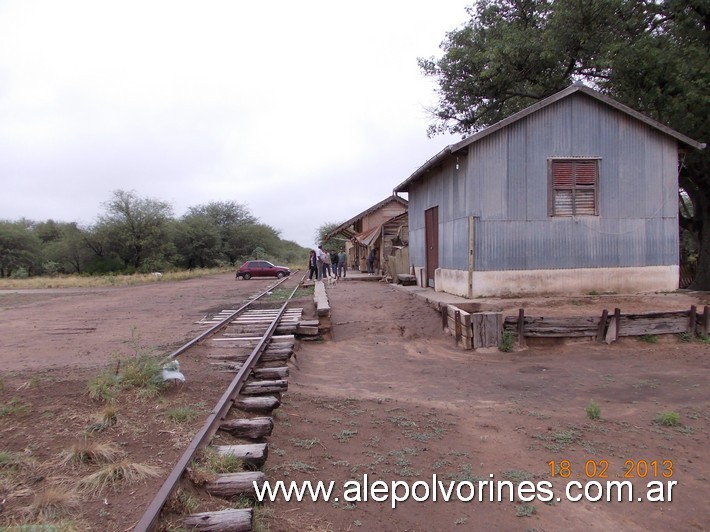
left=235, top=260, right=290, bottom=280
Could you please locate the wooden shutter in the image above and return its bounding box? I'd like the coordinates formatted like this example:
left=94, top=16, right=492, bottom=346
left=550, top=159, right=599, bottom=216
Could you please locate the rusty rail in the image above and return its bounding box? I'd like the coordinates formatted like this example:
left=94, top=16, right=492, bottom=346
left=134, top=277, right=302, bottom=531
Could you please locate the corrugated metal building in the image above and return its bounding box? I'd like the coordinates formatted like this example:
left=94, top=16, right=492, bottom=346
left=393, top=85, right=705, bottom=297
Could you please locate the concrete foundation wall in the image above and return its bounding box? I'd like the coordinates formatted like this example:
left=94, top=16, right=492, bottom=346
left=435, top=268, right=470, bottom=297
left=434, top=265, right=678, bottom=297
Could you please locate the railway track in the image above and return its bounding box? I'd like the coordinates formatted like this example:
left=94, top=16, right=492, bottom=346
left=134, top=274, right=309, bottom=531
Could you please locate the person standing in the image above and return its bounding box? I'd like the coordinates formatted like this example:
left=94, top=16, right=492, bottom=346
left=330, top=250, right=339, bottom=279
left=322, top=248, right=332, bottom=278
left=367, top=247, right=377, bottom=275
left=308, top=250, right=318, bottom=280
left=316, top=245, right=326, bottom=280
left=337, top=248, right=347, bottom=278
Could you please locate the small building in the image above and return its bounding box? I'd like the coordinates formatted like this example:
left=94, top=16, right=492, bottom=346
left=393, top=85, right=705, bottom=297
left=325, top=195, right=408, bottom=276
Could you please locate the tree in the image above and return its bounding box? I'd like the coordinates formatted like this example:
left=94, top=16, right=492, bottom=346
left=173, top=215, right=222, bottom=269
left=40, top=222, right=94, bottom=274
left=187, top=201, right=258, bottom=265
left=315, top=222, right=342, bottom=252
left=420, top=0, right=709, bottom=288
left=97, top=190, right=174, bottom=271
left=0, top=221, right=42, bottom=277
left=230, top=224, right=281, bottom=261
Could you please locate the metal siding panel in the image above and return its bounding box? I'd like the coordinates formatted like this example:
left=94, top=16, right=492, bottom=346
left=475, top=217, right=677, bottom=271
left=507, top=121, right=527, bottom=220
left=471, top=134, right=507, bottom=220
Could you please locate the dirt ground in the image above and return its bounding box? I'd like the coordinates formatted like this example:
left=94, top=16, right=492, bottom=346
left=0, top=273, right=708, bottom=531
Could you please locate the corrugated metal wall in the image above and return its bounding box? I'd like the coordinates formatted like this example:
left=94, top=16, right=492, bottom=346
left=408, top=93, right=679, bottom=271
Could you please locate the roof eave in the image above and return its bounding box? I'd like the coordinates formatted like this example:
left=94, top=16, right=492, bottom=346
left=393, top=146, right=454, bottom=193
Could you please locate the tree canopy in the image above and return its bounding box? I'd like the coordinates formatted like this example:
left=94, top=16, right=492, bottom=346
left=0, top=191, right=308, bottom=277
left=420, top=0, right=709, bottom=288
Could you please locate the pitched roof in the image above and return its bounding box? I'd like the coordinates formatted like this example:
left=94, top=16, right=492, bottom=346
left=324, top=195, right=408, bottom=241
left=394, top=84, right=705, bottom=193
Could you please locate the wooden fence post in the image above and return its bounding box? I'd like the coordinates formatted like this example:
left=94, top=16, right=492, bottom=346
left=702, top=306, right=709, bottom=337
left=596, top=309, right=609, bottom=343
left=517, top=308, right=526, bottom=347
left=688, top=305, right=697, bottom=335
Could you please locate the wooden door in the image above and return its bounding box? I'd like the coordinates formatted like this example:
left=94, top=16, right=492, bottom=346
left=424, top=206, right=438, bottom=288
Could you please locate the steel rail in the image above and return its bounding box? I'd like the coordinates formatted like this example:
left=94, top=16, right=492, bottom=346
left=166, top=275, right=291, bottom=361
left=134, top=279, right=302, bottom=532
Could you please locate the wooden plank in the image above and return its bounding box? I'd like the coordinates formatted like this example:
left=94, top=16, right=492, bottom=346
left=517, top=308, right=525, bottom=347
left=472, top=313, right=502, bottom=348
left=702, top=306, right=709, bottom=337
left=235, top=395, right=280, bottom=414
left=205, top=471, right=265, bottom=498
left=183, top=508, right=252, bottom=531
left=454, top=310, right=462, bottom=344
left=242, top=379, right=288, bottom=395
left=219, top=417, right=273, bottom=439
left=214, top=444, right=268, bottom=467
left=461, top=311, right=472, bottom=349
left=617, top=316, right=689, bottom=336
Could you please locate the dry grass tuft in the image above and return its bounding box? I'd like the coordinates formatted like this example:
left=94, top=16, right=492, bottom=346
left=198, top=447, right=245, bottom=474
left=0, top=450, right=31, bottom=472
left=24, top=485, right=80, bottom=520
left=164, top=486, right=201, bottom=515
left=77, top=460, right=161, bottom=495
left=59, top=440, right=124, bottom=466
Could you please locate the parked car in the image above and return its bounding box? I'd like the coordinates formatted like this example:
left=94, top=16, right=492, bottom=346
left=235, top=260, right=290, bottom=280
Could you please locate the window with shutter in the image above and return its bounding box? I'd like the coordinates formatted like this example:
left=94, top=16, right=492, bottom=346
left=549, top=159, right=599, bottom=216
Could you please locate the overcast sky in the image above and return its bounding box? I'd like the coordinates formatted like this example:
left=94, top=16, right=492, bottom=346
left=0, top=0, right=468, bottom=248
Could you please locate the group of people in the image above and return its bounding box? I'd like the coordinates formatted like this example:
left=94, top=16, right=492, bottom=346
left=308, top=245, right=347, bottom=281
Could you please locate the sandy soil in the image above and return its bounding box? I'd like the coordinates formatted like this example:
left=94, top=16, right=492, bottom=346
left=0, top=273, right=708, bottom=531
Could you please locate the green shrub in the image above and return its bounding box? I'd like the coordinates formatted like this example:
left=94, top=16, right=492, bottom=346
left=654, top=411, right=681, bottom=427
left=87, top=372, right=118, bottom=403
left=499, top=330, right=514, bottom=352
left=677, top=331, right=694, bottom=343
left=586, top=400, right=601, bottom=420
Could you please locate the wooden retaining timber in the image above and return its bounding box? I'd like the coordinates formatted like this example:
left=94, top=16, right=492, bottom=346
left=445, top=304, right=709, bottom=349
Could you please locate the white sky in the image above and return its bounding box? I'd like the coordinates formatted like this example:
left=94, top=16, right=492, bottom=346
left=0, top=0, right=468, bottom=248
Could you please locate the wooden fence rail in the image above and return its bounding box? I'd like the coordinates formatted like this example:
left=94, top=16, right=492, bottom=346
left=444, top=304, right=709, bottom=350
